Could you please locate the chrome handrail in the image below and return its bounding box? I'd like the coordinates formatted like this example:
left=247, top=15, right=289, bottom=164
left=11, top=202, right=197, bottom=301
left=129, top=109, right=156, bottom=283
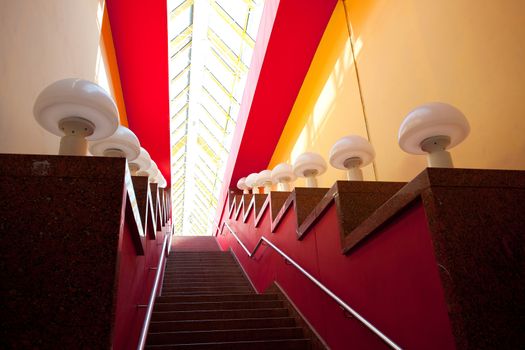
left=218, top=221, right=402, bottom=350
left=136, top=229, right=170, bottom=350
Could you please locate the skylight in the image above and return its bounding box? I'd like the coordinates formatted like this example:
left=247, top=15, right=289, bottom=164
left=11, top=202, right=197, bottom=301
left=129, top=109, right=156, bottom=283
left=168, top=0, right=264, bottom=235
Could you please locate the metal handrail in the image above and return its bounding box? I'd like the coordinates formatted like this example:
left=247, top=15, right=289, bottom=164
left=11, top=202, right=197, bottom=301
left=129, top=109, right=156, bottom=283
left=136, top=229, right=170, bottom=350
left=218, top=221, right=402, bottom=350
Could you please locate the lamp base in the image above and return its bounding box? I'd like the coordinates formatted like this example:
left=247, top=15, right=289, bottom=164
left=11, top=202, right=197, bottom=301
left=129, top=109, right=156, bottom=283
left=421, top=135, right=453, bottom=168
left=58, top=117, right=94, bottom=156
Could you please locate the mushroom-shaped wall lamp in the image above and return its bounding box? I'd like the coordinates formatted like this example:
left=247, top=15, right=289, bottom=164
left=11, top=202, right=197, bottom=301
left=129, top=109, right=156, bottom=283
left=147, top=161, right=159, bottom=183
left=157, top=173, right=167, bottom=189
left=89, top=125, right=140, bottom=162
left=398, top=102, right=470, bottom=168
left=271, top=163, right=296, bottom=191
left=33, top=78, right=119, bottom=156
left=245, top=173, right=259, bottom=194
left=329, top=135, right=375, bottom=181
left=129, top=147, right=152, bottom=176
left=237, top=177, right=249, bottom=194
left=293, top=152, right=327, bottom=188
left=256, top=170, right=274, bottom=194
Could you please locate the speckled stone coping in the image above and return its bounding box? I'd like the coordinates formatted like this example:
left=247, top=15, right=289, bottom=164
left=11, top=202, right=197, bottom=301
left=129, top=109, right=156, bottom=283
left=269, top=191, right=291, bottom=222
left=254, top=195, right=271, bottom=227
left=271, top=188, right=329, bottom=233
left=253, top=194, right=268, bottom=217
left=235, top=194, right=253, bottom=220
left=0, top=153, right=127, bottom=349
left=242, top=193, right=269, bottom=224
left=297, top=181, right=406, bottom=243
left=228, top=189, right=241, bottom=214
left=345, top=167, right=525, bottom=349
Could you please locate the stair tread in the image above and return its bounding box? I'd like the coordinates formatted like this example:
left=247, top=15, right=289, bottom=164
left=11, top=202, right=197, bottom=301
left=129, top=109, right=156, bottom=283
left=153, top=307, right=288, bottom=314
left=151, top=307, right=289, bottom=321
left=149, top=326, right=302, bottom=335
left=145, top=338, right=310, bottom=349
left=147, top=327, right=304, bottom=346
left=150, top=316, right=295, bottom=324
left=156, top=293, right=279, bottom=302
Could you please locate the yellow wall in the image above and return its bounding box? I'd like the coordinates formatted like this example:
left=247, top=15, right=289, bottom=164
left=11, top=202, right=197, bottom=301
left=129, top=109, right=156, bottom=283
left=269, top=0, right=525, bottom=186
left=0, top=1, right=126, bottom=155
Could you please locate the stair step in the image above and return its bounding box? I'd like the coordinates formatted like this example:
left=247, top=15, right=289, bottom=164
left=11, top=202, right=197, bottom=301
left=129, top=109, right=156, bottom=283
left=162, top=286, right=252, bottom=293
left=156, top=293, right=279, bottom=303
left=164, top=265, right=238, bottom=270
left=149, top=317, right=296, bottom=332
left=169, top=251, right=232, bottom=259
left=145, top=338, right=310, bottom=350
left=154, top=300, right=283, bottom=311
left=147, top=327, right=304, bottom=345
left=164, top=266, right=240, bottom=272
left=162, top=280, right=246, bottom=286
left=164, top=271, right=243, bottom=276
left=163, top=272, right=244, bottom=278
left=167, top=259, right=235, bottom=263
left=151, top=308, right=289, bottom=321
left=166, top=260, right=236, bottom=264
left=163, top=280, right=248, bottom=286
left=166, top=262, right=236, bottom=264
left=164, top=277, right=247, bottom=283
left=163, top=281, right=249, bottom=287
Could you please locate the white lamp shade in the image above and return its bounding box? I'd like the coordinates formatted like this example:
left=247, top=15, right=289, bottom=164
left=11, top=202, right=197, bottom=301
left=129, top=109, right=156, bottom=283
left=245, top=173, right=258, bottom=188
left=157, top=173, right=167, bottom=188
left=398, top=102, right=470, bottom=155
left=89, top=125, right=141, bottom=161
left=271, top=163, right=296, bottom=183
left=256, top=170, right=273, bottom=186
left=33, top=78, right=119, bottom=140
left=148, top=161, right=159, bottom=182
left=129, top=147, right=152, bottom=171
left=293, top=152, right=327, bottom=177
left=329, top=135, right=375, bottom=169
left=237, top=177, right=248, bottom=191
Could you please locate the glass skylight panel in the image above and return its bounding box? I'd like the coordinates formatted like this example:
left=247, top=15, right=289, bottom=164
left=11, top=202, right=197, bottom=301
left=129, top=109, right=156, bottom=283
left=232, top=73, right=247, bottom=101
left=206, top=54, right=235, bottom=90
left=169, top=0, right=264, bottom=236
left=170, top=30, right=192, bottom=55
left=209, top=11, right=242, bottom=53
left=215, top=0, right=249, bottom=27
left=199, top=104, right=226, bottom=132
left=169, top=3, right=193, bottom=38
left=170, top=52, right=191, bottom=80
left=170, top=76, right=190, bottom=99
left=201, top=91, right=228, bottom=121
left=240, top=45, right=255, bottom=66
left=246, top=3, right=263, bottom=39
left=170, top=94, right=189, bottom=117
left=200, top=117, right=225, bottom=145
left=202, top=76, right=231, bottom=111
left=207, top=29, right=248, bottom=72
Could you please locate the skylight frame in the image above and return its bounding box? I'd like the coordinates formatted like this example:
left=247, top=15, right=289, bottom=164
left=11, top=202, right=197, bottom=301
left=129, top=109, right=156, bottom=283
left=168, top=0, right=264, bottom=236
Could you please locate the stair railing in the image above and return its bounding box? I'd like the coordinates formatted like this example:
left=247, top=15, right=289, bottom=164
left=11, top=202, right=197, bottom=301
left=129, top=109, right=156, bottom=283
left=217, top=221, right=403, bottom=350
left=136, top=227, right=171, bottom=350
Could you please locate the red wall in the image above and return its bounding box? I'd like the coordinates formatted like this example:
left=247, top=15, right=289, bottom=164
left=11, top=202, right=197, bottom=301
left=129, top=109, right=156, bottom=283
left=112, top=217, right=168, bottom=349
left=217, top=199, right=456, bottom=350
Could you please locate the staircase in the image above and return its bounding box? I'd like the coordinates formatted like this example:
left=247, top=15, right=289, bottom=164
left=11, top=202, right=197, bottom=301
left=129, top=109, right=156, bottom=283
left=146, top=237, right=311, bottom=349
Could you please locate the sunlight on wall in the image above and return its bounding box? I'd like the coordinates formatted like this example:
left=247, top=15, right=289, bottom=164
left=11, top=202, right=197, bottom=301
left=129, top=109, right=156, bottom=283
left=270, top=0, right=525, bottom=186
left=270, top=1, right=373, bottom=187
